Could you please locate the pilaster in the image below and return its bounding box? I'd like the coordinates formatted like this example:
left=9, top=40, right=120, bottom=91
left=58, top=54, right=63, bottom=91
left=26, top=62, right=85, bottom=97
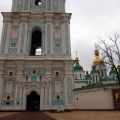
left=0, top=22, right=5, bottom=53
left=23, top=20, right=28, bottom=54
left=61, top=21, right=66, bottom=54
left=4, top=20, right=12, bottom=54
left=17, top=21, right=23, bottom=54
left=0, top=78, right=3, bottom=107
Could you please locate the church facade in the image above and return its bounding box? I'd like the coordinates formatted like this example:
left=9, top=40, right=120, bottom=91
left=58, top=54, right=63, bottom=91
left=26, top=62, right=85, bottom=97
left=0, top=0, right=75, bottom=111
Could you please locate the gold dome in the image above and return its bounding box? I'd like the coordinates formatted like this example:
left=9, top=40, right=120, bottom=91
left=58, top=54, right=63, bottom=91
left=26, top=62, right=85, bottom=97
left=93, top=49, right=104, bottom=66
left=75, top=56, right=79, bottom=61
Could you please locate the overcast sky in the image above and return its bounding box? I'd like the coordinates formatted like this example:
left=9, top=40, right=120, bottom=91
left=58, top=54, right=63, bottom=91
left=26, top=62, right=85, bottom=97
left=0, top=0, right=120, bottom=71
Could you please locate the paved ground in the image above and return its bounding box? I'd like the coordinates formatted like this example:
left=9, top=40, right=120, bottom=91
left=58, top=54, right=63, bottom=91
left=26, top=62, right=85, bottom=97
left=45, top=111, right=120, bottom=120
left=0, top=111, right=56, bottom=120
left=0, top=111, right=120, bottom=120
left=0, top=112, right=19, bottom=117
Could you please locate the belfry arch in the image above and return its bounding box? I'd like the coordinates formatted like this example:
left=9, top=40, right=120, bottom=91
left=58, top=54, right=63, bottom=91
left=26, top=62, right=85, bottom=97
left=30, top=27, right=42, bottom=56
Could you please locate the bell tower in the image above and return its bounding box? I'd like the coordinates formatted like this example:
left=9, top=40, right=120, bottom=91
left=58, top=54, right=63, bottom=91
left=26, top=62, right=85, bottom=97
left=12, top=0, right=66, bottom=13
left=0, top=0, right=75, bottom=111
left=0, top=0, right=71, bottom=58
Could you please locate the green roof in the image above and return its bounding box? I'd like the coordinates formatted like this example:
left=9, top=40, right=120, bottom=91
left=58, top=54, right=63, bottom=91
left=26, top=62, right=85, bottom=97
left=74, top=62, right=83, bottom=71
left=101, top=76, right=113, bottom=81
left=90, top=68, right=99, bottom=74
left=85, top=73, right=92, bottom=80
left=73, top=82, right=119, bottom=91
left=109, top=68, right=116, bottom=75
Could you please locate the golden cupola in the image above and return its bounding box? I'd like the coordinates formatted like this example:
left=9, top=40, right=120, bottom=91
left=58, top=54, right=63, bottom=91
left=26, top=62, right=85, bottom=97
left=93, top=49, right=104, bottom=66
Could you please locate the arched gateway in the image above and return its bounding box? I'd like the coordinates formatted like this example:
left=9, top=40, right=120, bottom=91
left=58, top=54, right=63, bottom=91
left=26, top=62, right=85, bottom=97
left=26, top=91, right=40, bottom=111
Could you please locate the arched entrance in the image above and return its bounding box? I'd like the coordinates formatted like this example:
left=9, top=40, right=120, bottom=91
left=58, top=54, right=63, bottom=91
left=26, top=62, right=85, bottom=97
left=26, top=91, right=40, bottom=111
left=30, top=27, right=42, bottom=56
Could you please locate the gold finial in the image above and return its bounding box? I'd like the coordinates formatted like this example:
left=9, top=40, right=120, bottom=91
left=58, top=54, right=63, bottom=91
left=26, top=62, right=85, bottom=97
left=86, top=67, right=88, bottom=74
left=75, top=51, right=79, bottom=62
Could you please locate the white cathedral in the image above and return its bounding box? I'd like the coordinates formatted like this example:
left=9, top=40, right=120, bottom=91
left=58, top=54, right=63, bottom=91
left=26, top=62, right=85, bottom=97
left=0, top=0, right=118, bottom=111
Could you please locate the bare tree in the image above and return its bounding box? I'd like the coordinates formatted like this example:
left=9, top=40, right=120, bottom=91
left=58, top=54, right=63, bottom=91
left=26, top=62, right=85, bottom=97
left=95, top=32, right=120, bottom=85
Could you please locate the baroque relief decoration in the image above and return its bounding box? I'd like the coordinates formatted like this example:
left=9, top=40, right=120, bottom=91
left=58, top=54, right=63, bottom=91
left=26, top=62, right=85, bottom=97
left=67, top=78, right=73, bottom=104
left=23, top=68, right=46, bottom=75
left=25, top=85, right=41, bottom=95
left=28, top=21, right=45, bottom=31
left=64, top=67, right=73, bottom=74
left=30, top=0, right=45, bottom=13
left=51, top=67, right=64, bottom=76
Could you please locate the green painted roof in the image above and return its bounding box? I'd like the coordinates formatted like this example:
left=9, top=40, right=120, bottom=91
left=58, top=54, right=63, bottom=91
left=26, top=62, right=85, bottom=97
left=101, top=76, right=113, bottom=81
left=85, top=73, right=92, bottom=80
left=74, top=62, right=83, bottom=71
left=73, top=82, right=119, bottom=91
left=109, top=68, right=116, bottom=75
left=90, top=68, right=99, bottom=74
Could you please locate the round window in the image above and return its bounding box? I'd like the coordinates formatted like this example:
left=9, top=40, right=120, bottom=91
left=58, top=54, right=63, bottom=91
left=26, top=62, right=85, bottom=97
left=33, top=71, right=36, bottom=74
left=35, top=0, right=42, bottom=6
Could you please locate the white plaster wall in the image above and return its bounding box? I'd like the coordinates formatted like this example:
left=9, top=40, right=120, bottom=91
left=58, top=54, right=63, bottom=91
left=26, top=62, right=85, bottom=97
left=74, top=82, right=87, bottom=88
left=74, top=88, right=114, bottom=109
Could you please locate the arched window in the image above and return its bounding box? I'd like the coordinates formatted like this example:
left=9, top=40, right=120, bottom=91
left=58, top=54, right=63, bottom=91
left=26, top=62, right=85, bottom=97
left=56, top=72, right=59, bottom=76
left=26, top=76, right=28, bottom=81
left=7, top=96, right=10, bottom=100
left=80, top=74, right=81, bottom=78
left=9, top=72, right=13, bottom=76
left=40, top=76, right=42, bottom=81
left=35, top=0, right=41, bottom=6
left=30, top=28, right=42, bottom=56
left=57, top=95, right=60, bottom=99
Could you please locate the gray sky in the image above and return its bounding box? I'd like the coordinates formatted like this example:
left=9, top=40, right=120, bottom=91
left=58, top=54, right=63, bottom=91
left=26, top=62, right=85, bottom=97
left=0, top=0, right=120, bottom=71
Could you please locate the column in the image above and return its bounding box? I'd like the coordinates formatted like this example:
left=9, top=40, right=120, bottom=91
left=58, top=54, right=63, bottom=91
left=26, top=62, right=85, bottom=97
left=14, top=84, right=18, bottom=106
left=40, top=87, right=44, bottom=110
left=49, top=84, right=51, bottom=106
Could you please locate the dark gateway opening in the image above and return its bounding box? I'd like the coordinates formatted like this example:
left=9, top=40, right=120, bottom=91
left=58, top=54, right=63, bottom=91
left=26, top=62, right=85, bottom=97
left=30, top=31, right=42, bottom=56
left=26, top=91, right=40, bottom=111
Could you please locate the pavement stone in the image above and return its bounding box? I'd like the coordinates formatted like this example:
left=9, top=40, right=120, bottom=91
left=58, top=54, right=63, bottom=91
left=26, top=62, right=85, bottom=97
left=44, top=111, right=120, bottom=120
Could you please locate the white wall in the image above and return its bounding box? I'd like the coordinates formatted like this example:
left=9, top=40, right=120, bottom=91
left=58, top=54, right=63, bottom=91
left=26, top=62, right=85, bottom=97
left=74, top=87, right=120, bottom=109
